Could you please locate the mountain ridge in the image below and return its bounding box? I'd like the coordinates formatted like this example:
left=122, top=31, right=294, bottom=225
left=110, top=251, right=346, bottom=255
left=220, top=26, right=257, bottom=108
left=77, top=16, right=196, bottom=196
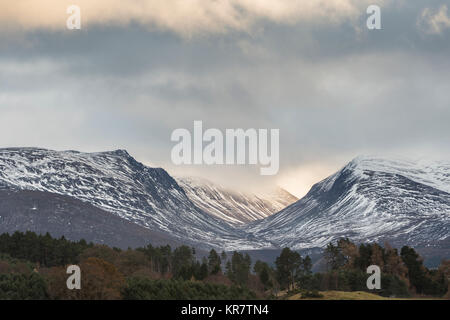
left=0, top=147, right=265, bottom=250
left=246, top=155, right=450, bottom=250
left=176, top=176, right=297, bottom=225
left=0, top=148, right=448, bottom=258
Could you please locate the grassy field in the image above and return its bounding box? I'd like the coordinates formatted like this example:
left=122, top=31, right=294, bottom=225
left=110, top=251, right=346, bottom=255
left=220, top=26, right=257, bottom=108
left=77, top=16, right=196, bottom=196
left=287, top=291, right=445, bottom=300
left=288, top=291, right=387, bottom=300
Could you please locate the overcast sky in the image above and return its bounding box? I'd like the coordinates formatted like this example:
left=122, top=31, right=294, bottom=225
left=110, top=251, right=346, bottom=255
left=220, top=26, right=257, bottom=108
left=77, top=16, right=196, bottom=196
left=1, top=0, right=449, bottom=197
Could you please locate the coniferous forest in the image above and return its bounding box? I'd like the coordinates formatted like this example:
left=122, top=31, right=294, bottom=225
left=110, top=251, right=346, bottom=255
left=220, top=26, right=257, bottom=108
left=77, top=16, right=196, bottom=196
left=0, top=231, right=448, bottom=300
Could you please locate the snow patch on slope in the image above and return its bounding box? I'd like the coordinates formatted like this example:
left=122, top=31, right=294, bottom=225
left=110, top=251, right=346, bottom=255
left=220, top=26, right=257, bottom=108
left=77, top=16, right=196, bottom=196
left=246, top=155, right=450, bottom=250
left=0, top=148, right=270, bottom=250
left=177, top=176, right=298, bottom=225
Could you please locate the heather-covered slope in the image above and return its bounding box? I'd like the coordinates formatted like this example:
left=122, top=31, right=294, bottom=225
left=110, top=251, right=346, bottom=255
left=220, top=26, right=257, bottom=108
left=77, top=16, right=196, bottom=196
left=0, top=189, right=183, bottom=248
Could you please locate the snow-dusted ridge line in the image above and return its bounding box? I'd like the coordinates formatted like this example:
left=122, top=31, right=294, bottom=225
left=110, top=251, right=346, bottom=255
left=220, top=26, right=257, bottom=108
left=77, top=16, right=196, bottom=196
left=0, top=147, right=272, bottom=250
left=246, top=155, right=450, bottom=250
left=0, top=148, right=448, bottom=252
left=346, top=155, right=450, bottom=194
left=176, top=176, right=298, bottom=226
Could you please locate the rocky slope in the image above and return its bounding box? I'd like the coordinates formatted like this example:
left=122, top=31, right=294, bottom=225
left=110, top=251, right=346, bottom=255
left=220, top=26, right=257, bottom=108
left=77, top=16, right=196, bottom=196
left=0, top=189, right=184, bottom=249
left=0, top=148, right=267, bottom=250
left=246, top=156, right=450, bottom=250
left=0, top=149, right=448, bottom=256
left=177, top=176, right=297, bottom=225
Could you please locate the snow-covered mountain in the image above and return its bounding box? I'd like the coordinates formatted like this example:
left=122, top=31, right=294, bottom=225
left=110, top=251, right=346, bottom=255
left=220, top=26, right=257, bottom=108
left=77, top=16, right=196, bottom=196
left=176, top=176, right=297, bottom=225
left=0, top=148, right=269, bottom=250
left=0, top=149, right=448, bottom=256
left=246, top=155, right=450, bottom=250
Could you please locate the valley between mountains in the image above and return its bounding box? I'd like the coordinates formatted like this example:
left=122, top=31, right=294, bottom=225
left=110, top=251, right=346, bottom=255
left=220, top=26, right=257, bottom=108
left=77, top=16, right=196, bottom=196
left=0, top=148, right=448, bottom=265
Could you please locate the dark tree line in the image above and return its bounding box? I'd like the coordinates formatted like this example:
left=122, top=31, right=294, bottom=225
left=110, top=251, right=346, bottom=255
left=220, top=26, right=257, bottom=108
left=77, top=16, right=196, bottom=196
left=123, top=278, right=256, bottom=300
left=0, top=231, right=92, bottom=267
left=0, top=232, right=448, bottom=299
left=137, top=245, right=221, bottom=281
left=322, top=238, right=448, bottom=296
left=275, top=248, right=312, bottom=290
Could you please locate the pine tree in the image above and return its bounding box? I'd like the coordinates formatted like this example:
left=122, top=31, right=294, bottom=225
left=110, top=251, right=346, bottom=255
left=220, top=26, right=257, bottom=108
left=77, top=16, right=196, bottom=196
left=207, top=249, right=222, bottom=275
left=275, top=248, right=302, bottom=290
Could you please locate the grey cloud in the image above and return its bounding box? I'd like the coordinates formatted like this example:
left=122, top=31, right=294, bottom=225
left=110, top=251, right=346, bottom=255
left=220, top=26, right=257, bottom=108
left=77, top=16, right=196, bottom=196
left=1, top=0, right=449, bottom=192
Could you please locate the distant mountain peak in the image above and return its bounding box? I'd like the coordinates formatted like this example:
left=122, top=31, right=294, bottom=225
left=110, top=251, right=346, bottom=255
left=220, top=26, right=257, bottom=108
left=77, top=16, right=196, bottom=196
left=101, top=149, right=131, bottom=157
left=343, top=155, right=450, bottom=194
left=176, top=176, right=298, bottom=225
left=0, top=150, right=448, bottom=255
left=247, top=155, right=450, bottom=251
left=0, top=147, right=265, bottom=250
